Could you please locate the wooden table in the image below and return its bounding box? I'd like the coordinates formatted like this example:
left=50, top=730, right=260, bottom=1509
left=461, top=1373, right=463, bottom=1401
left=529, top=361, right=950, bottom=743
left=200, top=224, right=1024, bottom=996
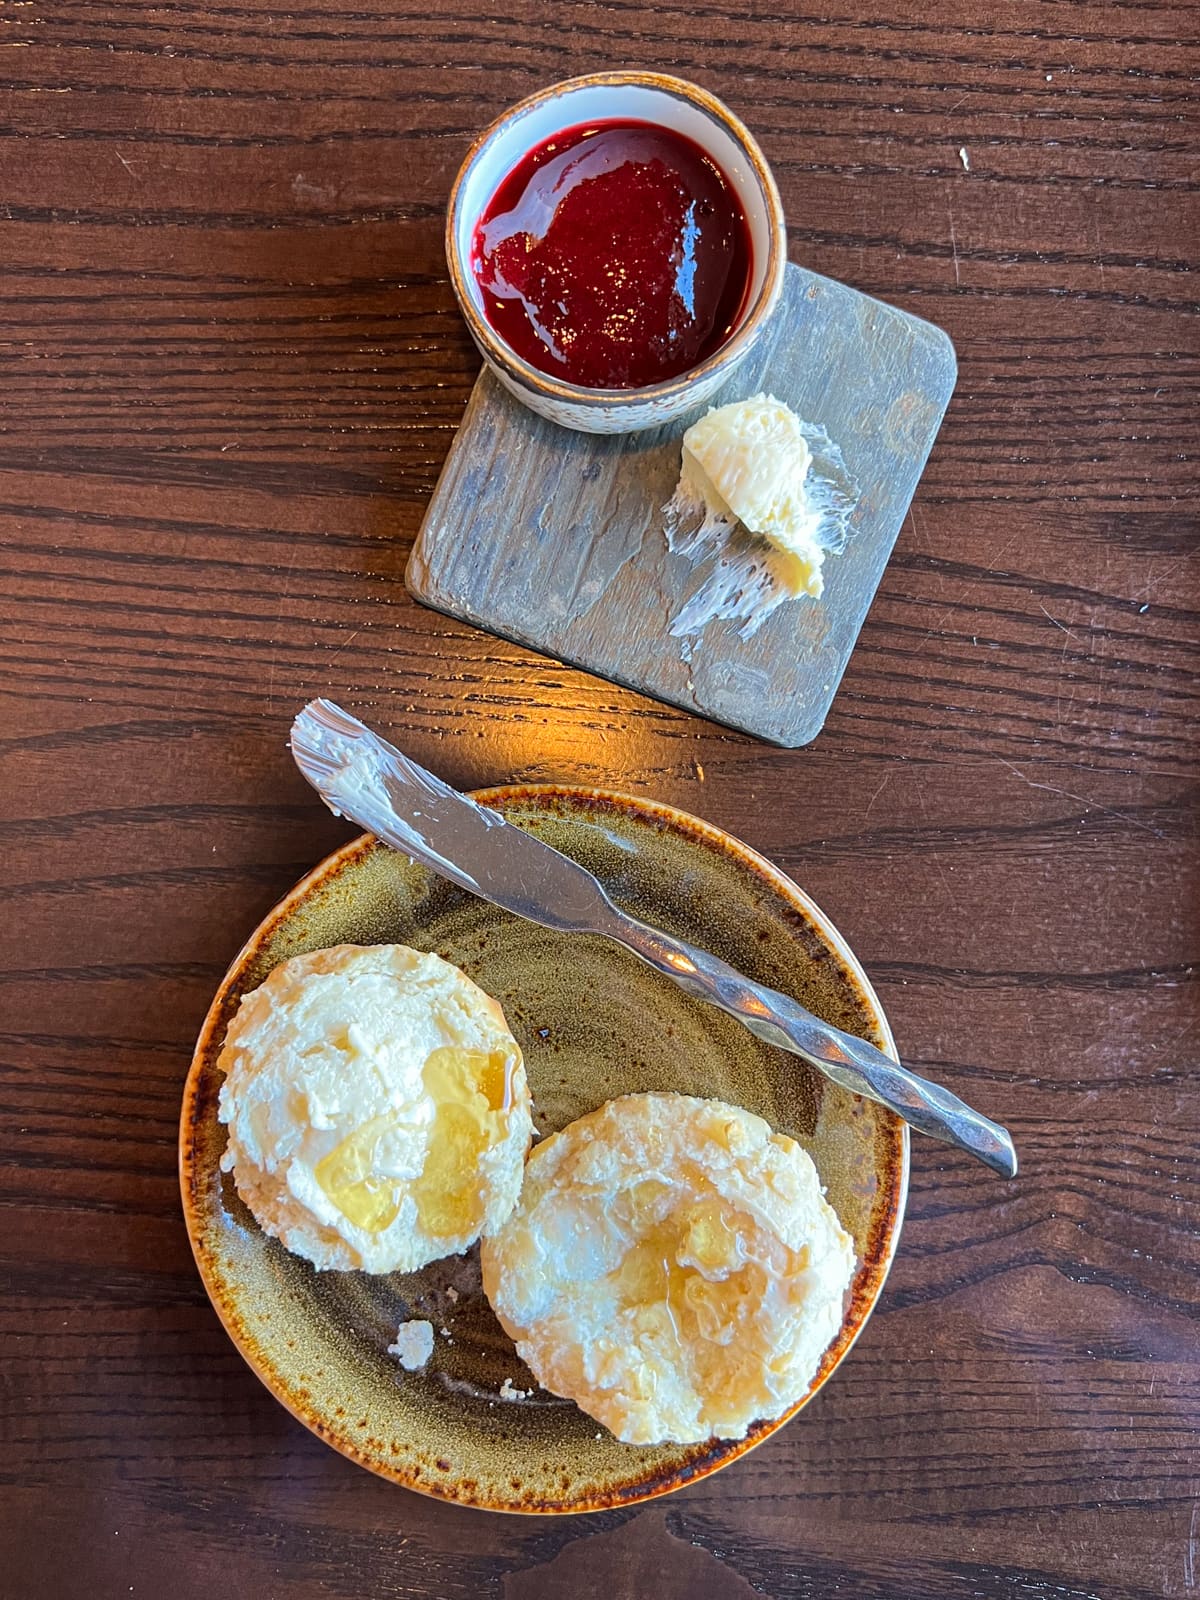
left=2, top=5, right=1196, bottom=1597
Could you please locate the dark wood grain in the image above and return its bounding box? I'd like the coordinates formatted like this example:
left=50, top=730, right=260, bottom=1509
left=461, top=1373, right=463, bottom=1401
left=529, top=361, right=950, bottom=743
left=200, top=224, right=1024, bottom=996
left=1, top=2, right=1196, bottom=1597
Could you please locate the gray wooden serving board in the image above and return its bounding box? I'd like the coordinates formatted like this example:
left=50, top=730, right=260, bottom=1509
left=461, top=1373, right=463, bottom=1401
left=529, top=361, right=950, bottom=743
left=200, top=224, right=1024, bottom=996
left=406, top=262, right=956, bottom=747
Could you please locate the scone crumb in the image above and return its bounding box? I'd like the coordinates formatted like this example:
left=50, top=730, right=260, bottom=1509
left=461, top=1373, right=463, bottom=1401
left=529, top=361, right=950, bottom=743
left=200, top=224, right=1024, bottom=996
left=387, top=1319, right=434, bottom=1372
left=499, top=1377, right=530, bottom=1401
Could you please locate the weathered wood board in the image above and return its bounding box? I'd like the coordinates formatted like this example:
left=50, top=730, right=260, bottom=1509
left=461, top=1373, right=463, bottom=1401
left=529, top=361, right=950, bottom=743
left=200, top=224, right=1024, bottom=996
left=406, top=262, right=956, bottom=746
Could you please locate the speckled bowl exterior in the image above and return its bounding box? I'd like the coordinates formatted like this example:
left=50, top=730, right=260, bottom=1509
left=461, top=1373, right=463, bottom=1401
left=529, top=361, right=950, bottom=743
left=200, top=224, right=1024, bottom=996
left=179, top=787, right=908, bottom=1513
left=445, top=73, right=788, bottom=434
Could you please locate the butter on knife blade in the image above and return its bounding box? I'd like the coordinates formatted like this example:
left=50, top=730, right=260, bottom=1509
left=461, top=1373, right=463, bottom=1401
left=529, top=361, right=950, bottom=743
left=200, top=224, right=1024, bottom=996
left=289, top=698, right=619, bottom=933
left=290, top=697, right=489, bottom=891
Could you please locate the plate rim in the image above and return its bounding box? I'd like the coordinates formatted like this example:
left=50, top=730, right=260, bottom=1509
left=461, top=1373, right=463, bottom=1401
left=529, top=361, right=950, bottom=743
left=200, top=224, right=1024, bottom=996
left=179, top=783, right=910, bottom=1513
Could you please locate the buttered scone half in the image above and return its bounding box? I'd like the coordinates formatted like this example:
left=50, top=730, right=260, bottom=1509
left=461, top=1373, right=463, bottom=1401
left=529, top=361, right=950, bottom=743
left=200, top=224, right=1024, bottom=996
left=217, top=943, right=532, bottom=1274
left=481, top=1092, right=855, bottom=1445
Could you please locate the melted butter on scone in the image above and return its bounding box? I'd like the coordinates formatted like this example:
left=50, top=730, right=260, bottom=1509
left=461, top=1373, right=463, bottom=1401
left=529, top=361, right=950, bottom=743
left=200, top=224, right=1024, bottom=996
left=481, top=1092, right=855, bottom=1445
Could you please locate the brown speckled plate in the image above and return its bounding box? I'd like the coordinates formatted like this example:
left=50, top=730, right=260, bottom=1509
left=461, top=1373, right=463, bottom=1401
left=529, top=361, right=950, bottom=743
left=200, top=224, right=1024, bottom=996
left=180, top=786, right=908, bottom=1512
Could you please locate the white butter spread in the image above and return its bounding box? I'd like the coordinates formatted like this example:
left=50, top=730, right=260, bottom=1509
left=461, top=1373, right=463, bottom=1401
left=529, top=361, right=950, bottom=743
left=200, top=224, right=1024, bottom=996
left=677, top=394, right=823, bottom=596
left=664, top=394, right=858, bottom=638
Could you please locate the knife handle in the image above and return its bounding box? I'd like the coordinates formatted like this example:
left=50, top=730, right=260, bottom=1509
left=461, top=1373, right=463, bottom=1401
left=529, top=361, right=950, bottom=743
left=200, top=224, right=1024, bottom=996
left=605, top=911, right=1017, bottom=1178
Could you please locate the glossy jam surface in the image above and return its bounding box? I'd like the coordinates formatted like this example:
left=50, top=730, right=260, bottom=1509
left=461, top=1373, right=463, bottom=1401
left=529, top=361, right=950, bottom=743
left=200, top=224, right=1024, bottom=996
left=472, top=119, right=753, bottom=390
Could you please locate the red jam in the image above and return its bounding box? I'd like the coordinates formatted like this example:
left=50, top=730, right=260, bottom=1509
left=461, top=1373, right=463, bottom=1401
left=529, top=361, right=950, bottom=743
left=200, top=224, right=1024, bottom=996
left=471, top=119, right=752, bottom=391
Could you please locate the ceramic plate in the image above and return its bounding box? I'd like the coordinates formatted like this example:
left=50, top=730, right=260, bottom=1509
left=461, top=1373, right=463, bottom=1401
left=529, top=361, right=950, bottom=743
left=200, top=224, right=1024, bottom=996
left=180, top=786, right=908, bottom=1512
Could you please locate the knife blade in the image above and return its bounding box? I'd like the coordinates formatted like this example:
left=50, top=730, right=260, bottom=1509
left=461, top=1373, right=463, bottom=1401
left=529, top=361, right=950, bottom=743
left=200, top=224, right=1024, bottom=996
left=289, top=698, right=1017, bottom=1178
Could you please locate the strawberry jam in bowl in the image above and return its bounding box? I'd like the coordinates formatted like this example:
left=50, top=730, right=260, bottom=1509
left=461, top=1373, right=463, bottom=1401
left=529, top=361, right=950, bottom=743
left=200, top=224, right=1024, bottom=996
left=474, top=120, right=752, bottom=392
left=446, top=74, right=786, bottom=435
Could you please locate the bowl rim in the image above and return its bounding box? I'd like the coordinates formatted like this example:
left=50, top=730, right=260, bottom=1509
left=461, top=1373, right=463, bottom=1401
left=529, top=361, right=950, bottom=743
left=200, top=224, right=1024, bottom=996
left=444, top=70, right=788, bottom=411
left=179, top=784, right=909, bottom=1513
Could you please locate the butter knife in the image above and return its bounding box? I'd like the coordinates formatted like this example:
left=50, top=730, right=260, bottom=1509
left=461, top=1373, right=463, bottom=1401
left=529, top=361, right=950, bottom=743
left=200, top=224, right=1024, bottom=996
left=290, top=698, right=1017, bottom=1178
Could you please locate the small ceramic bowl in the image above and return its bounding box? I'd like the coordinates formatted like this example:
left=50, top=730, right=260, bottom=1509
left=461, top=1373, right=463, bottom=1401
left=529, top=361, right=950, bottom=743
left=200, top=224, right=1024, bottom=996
left=445, top=72, right=787, bottom=435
